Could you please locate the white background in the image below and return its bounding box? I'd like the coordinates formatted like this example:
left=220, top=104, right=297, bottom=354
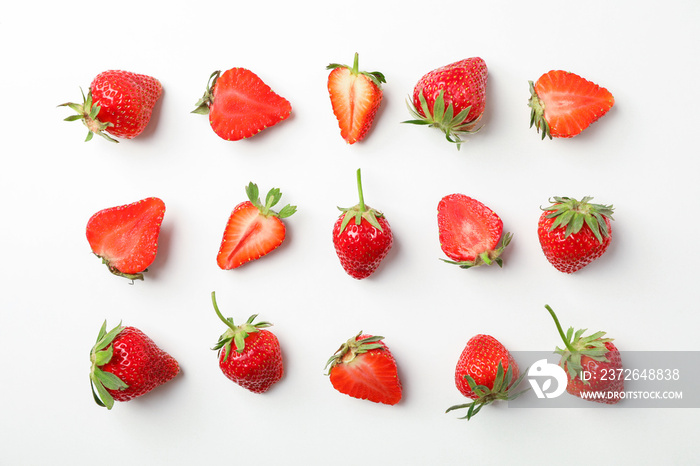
left=2, top=0, right=699, bottom=464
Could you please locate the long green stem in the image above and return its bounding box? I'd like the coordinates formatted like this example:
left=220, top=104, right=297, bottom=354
left=356, top=168, right=365, bottom=211
left=211, top=291, right=236, bottom=330
left=545, top=305, right=576, bottom=353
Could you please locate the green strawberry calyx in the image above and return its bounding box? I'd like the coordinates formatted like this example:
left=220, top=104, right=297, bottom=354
left=211, top=291, right=273, bottom=362
left=245, top=182, right=297, bottom=219
left=89, top=320, right=129, bottom=410
left=191, top=70, right=221, bottom=115
left=446, top=360, right=528, bottom=421
left=324, top=332, right=385, bottom=374
left=528, top=80, right=551, bottom=140
left=545, top=304, right=613, bottom=384
left=441, top=232, right=513, bottom=269
left=58, top=88, right=118, bottom=143
left=337, top=168, right=386, bottom=234
left=542, top=196, right=614, bottom=243
left=326, top=52, right=386, bottom=89
left=403, top=89, right=482, bottom=150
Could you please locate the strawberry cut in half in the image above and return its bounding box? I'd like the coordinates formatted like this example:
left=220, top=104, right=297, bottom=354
left=211, top=291, right=284, bottom=393
left=437, top=194, right=512, bottom=269
left=447, top=334, right=527, bottom=420
left=217, top=182, right=296, bottom=270
left=86, top=197, right=166, bottom=281
left=528, top=70, right=615, bottom=139
left=545, top=305, right=623, bottom=404
left=537, top=196, right=614, bottom=273
left=60, top=70, right=162, bottom=143
left=325, top=332, right=402, bottom=406
left=327, top=53, right=386, bottom=144
left=192, top=68, right=292, bottom=141
left=89, top=321, right=180, bottom=410
left=404, top=57, right=487, bottom=149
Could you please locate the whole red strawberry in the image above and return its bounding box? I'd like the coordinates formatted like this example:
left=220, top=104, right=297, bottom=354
left=546, top=305, right=623, bottom=404
left=325, top=332, right=402, bottom=405
left=528, top=70, right=614, bottom=139
left=60, top=70, right=162, bottom=142
left=447, top=334, right=526, bottom=420
left=211, top=292, right=283, bottom=393
left=86, top=197, right=165, bottom=280
left=89, top=321, right=180, bottom=409
left=404, top=57, right=487, bottom=149
left=333, top=169, right=392, bottom=279
left=217, top=183, right=296, bottom=269
left=193, top=68, right=292, bottom=141
left=538, top=196, right=614, bottom=273
left=327, top=53, right=386, bottom=144
left=438, top=194, right=512, bottom=268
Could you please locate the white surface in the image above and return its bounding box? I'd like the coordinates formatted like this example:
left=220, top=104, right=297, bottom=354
left=2, top=0, right=699, bottom=464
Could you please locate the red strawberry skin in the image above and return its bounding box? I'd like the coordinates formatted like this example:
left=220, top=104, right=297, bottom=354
left=413, top=57, right=487, bottom=125
left=100, top=326, right=180, bottom=403
left=86, top=197, right=165, bottom=279
left=438, top=194, right=503, bottom=263
left=455, top=334, right=519, bottom=399
left=529, top=70, right=614, bottom=138
left=537, top=209, right=612, bottom=274
left=565, top=341, right=623, bottom=404
left=332, top=212, right=392, bottom=279
left=90, top=70, right=162, bottom=139
left=207, top=68, right=291, bottom=141
left=218, top=329, right=283, bottom=394
left=327, top=53, right=385, bottom=144
left=327, top=334, right=402, bottom=405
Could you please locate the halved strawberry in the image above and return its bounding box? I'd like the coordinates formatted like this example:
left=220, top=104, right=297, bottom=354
left=437, top=194, right=512, bottom=268
left=192, top=68, right=292, bottom=141
left=528, top=70, right=614, bottom=139
left=327, top=53, right=385, bottom=144
left=325, top=332, right=402, bottom=405
left=217, top=183, right=296, bottom=269
left=86, top=197, right=165, bottom=280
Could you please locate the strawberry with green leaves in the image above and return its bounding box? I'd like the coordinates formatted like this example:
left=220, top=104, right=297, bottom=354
left=193, top=68, right=292, bottom=141
left=211, top=292, right=283, bottom=393
left=333, top=169, right=392, bottom=279
left=404, top=57, right=487, bottom=149
left=538, top=196, right=614, bottom=273
left=325, top=332, right=402, bottom=405
left=327, top=53, right=386, bottom=144
left=447, top=334, right=526, bottom=420
left=86, top=197, right=166, bottom=281
left=217, top=183, right=296, bottom=270
left=438, top=194, right=512, bottom=269
left=546, top=305, right=623, bottom=404
left=90, top=321, right=180, bottom=409
left=60, top=70, right=162, bottom=142
left=528, top=70, right=615, bottom=139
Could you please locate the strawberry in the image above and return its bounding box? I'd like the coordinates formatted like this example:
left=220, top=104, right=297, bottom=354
left=327, top=53, right=386, bottom=144
left=404, top=57, right=487, bottom=149
left=447, top=334, right=526, bottom=420
left=86, top=197, right=165, bottom=281
left=210, top=291, right=283, bottom=393
left=437, top=194, right=512, bottom=268
left=325, top=332, right=402, bottom=405
left=60, top=70, right=162, bottom=142
left=538, top=196, right=614, bottom=273
left=192, top=68, right=292, bottom=141
left=89, top=321, right=179, bottom=409
left=217, top=183, right=296, bottom=269
left=528, top=70, right=615, bottom=139
left=332, top=169, right=392, bottom=279
left=545, top=305, right=623, bottom=404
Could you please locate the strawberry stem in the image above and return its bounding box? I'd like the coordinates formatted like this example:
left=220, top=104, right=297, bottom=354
left=351, top=52, right=359, bottom=75
left=545, top=305, right=576, bottom=353
left=356, top=168, right=366, bottom=212
left=211, top=291, right=236, bottom=331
